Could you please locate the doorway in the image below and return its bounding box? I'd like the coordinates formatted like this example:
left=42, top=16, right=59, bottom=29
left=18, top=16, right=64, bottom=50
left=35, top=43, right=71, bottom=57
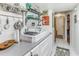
left=67, top=14, right=70, bottom=44
left=54, top=13, right=65, bottom=42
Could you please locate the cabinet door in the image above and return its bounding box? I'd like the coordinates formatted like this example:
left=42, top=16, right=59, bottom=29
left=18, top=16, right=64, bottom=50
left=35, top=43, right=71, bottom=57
left=39, top=35, right=49, bottom=56
left=31, top=34, right=53, bottom=56
left=31, top=44, right=40, bottom=56
left=48, top=34, right=53, bottom=55
left=39, top=34, right=53, bottom=56
left=24, top=52, right=31, bottom=56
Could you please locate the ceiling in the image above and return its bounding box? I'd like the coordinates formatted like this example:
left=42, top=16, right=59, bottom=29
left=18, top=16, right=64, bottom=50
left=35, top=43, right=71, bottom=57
left=33, top=3, right=78, bottom=12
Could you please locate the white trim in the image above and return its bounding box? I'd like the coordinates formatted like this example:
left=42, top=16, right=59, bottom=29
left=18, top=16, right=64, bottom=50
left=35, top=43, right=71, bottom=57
left=0, top=10, right=22, bottom=18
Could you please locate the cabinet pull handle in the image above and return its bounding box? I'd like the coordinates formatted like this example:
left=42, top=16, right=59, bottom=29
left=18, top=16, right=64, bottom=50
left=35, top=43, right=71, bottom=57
left=31, top=52, right=32, bottom=56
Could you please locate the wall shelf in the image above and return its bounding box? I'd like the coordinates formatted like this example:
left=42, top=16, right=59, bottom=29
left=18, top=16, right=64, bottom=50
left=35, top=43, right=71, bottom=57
left=0, top=3, right=28, bottom=15
left=28, top=8, right=40, bottom=15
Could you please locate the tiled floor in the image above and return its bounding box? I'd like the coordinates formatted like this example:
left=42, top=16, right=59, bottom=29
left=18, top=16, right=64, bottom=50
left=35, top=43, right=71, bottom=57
left=51, top=38, right=77, bottom=56
left=56, top=38, right=70, bottom=49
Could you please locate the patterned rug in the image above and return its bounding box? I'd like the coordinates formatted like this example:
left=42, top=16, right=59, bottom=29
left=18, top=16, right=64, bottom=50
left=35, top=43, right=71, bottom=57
left=54, top=47, right=70, bottom=56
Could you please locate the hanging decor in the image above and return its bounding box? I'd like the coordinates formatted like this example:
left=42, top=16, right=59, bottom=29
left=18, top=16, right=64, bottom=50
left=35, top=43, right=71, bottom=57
left=42, top=16, right=49, bottom=25
left=26, top=3, right=32, bottom=9
left=42, top=10, right=48, bottom=15
left=14, top=20, right=23, bottom=30
left=14, top=20, right=23, bottom=43
left=4, top=17, right=10, bottom=30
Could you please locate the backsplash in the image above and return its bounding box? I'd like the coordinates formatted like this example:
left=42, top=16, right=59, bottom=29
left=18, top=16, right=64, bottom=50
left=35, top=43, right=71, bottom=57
left=0, top=10, right=22, bottom=43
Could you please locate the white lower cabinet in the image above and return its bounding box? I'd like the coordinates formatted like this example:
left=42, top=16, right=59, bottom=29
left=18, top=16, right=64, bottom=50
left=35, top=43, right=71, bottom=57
left=31, top=44, right=40, bottom=56
left=39, top=36, right=49, bottom=56
left=48, top=34, right=53, bottom=55
left=24, top=34, right=53, bottom=56
left=39, top=34, right=52, bottom=56
left=24, top=52, right=31, bottom=56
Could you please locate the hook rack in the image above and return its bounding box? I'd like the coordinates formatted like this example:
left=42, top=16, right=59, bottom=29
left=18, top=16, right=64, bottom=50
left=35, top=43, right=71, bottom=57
left=0, top=13, right=22, bottom=19
left=0, top=11, right=23, bottom=34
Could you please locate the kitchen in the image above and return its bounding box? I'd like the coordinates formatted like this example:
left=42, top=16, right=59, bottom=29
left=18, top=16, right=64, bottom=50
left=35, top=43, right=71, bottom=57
left=0, top=3, right=53, bottom=56
left=0, top=3, right=79, bottom=56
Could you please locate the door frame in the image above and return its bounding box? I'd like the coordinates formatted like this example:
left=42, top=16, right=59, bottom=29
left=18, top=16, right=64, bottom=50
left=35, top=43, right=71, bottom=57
left=54, top=14, right=65, bottom=42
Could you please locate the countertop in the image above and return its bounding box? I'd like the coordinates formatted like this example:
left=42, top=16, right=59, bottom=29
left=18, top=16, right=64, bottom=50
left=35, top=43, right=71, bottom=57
left=0, top=32, right=51, bottom=56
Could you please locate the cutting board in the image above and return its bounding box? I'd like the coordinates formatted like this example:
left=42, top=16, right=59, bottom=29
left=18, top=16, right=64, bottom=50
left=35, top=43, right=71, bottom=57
left=0, top=40, right=17, bottom=50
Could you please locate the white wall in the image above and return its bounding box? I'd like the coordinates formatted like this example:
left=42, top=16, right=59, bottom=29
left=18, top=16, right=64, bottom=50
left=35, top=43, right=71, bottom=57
left=0, top=10, right=22, bottom=43
left=41, top=9, right=55, bottom=48
left=42, top=10, right=53, bottom=33
left=64, top=14, right=67, bottom=41
left=70, top=4, right=79, bottom=55
left=70, top=10, right=76, bottom=51
left=48, top=10, right=53, bottom=33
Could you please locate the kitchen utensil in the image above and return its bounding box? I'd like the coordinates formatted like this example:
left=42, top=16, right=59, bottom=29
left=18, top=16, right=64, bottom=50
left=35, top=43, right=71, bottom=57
left=4, top=17, right=10, bottom=30
left=14, top=20, right=23, bottom=30
left=14, top=20, right=23, bottom=43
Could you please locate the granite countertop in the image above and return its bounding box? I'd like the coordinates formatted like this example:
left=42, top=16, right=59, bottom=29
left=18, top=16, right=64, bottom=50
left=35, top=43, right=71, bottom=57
left=0, top=32, right=51, bottom=56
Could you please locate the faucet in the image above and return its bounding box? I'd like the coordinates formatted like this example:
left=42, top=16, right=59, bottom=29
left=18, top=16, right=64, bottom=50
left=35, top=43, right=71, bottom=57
left=36, top=24, right=42, bottom=33
left=24, top=27, right=29, bottom=33
left=37, top=19, right=42, bottom=33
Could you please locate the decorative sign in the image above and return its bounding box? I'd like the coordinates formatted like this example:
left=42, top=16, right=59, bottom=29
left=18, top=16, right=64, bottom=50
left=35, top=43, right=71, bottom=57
left=42, top=16, right=49, bottom=25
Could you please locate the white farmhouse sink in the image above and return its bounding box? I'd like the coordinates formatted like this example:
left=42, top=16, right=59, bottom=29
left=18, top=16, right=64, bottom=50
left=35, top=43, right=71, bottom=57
left=20, top=30, right=49, bottom=43
left=24, top=32, right=38, bottom=36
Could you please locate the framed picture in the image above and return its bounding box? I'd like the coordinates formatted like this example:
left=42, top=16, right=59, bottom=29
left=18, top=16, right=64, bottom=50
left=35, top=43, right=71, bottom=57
left=42, top=16, right=49, bottom=25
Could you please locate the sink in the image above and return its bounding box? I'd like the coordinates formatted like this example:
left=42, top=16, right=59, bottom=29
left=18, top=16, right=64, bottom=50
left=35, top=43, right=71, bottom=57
left=20, top=30, right=49, bottom=43
left=24, top=32, right=38, bottom=36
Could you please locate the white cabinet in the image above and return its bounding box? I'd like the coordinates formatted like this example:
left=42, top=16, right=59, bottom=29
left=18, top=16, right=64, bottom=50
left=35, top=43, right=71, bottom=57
left=39, top=36, right=49, bottom=56
left=31, top=34, right=53, bottom=56
left=31, top=44, right=40, bottom=56
left=24, top=34, right=53, bottom=56
left=39, top=34, right=52, bottom=56
left=24, top=52, right=31, bottom=56
left=48, top=34, right=53, bottom=55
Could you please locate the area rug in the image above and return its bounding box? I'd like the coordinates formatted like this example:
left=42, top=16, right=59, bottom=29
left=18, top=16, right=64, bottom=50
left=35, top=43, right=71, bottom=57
left=54, top=47, right=70, bottom=56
